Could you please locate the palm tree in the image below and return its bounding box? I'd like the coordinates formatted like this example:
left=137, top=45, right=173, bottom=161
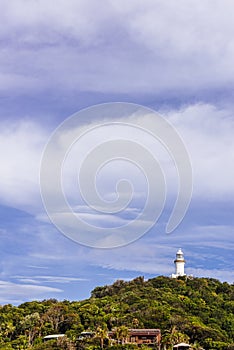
left=162, top=326, right=190, bottom=350
left=118, top=325, right=129, bottom=344
left=112, top=325, right=129, bottom=345
left=192, top=341, right=203, bottom=350
left=95, top=326, right=108, bottom=349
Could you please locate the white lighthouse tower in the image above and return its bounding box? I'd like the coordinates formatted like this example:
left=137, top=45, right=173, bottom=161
left=172, top=248, right=186, bottom=278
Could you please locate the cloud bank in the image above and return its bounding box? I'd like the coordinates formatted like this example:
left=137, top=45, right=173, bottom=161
left=1, top=0, right=234, bottom=97
left=0, top=103, right=233, bottom=216
left=0, top=0, right=233, bottom=302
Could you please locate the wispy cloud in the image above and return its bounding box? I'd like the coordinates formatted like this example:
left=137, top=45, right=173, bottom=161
left=0, top=280, right=62, bottom=304
left=15, top=275, right=89, bottom=284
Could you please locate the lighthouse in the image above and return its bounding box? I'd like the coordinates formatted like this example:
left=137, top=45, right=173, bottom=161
left=171, top=248, right=186, bottom=278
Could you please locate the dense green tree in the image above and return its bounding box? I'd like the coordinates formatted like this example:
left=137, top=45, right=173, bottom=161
left=20, top=312, right=40, bottom=346
left=0, top=277, right=232, bottom=349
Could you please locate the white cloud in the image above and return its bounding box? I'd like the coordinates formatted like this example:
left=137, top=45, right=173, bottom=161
left=15, top=275, right=88, bottom=284
left=0, top=102, right=234, bottom=217
left=186, top=268, right=234, bottom=283
left=1, top=1, right=234, bottom=94
left=0, top=0, right=233, bottom=302
left=0, top=280, right=62, bottom=304
left=0, top=213, right=231, bottom=303
left=0, top=119, right=48, bottom=212
left=83, top=240, right=234, bottom=283
left=167, top=103, right=234, bottom=199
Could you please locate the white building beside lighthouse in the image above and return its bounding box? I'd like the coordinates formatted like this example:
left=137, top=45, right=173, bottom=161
left=171, top=248, right=186, bottom=278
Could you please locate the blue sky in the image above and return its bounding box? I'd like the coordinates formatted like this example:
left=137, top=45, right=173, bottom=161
left=0, top=0, right=233, bottom=304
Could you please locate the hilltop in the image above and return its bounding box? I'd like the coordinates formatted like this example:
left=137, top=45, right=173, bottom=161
left=0, top=276, right=233, bottom=349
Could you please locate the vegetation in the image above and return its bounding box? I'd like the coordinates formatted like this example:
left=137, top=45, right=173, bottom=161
left=0, top=276, right=233, bottom=349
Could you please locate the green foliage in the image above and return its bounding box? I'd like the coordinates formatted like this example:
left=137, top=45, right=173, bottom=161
left=0, top=277, right=232, bottom=349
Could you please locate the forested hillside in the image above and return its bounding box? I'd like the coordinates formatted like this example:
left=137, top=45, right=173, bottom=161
left=0, top=276, right=233, bottom=350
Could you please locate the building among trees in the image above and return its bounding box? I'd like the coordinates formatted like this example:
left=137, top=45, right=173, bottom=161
left=108, top=328, right=161, bottom=346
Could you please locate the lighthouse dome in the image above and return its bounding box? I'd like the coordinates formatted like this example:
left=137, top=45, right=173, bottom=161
left=176, top=248, right=184, bottom=260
